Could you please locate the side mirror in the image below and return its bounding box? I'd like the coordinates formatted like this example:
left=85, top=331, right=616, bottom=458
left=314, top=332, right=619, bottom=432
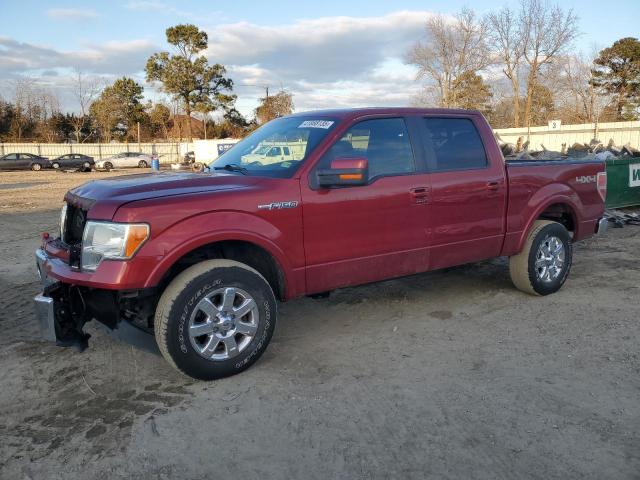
left=316, top=157, right=368, bottom=187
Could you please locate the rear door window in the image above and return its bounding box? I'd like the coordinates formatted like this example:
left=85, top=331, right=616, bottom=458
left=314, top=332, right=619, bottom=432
left=423, top=118, right=487, bottom=171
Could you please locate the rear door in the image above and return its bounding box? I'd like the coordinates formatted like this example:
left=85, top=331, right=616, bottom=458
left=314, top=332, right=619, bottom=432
left=127, top=152, right=139, bottom=166
left=419, top=115, right=507, bottom=269
left=17, top=154, right=32, bottom=169
left=301, top=116, right=431, bottom=293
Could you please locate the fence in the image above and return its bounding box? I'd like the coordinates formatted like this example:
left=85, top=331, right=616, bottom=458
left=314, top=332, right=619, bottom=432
left=0, top=142, right=195, bottom=164
left=494, top=121, right=640, bottom=152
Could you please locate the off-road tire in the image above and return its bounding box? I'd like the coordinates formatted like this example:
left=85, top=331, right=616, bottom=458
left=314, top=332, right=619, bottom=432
left=154, top=260, right=277, bottom=380
left=509, top=220, right=572, bottom=296
left=138, top=160, right=148, bottom=168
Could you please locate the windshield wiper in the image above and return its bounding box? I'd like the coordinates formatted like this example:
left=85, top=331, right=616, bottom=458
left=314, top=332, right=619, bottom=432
left=213, top=164, right=249, bottom=175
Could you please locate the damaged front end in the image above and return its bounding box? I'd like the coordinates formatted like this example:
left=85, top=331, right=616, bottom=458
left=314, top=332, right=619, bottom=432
left=34, top=249, right=159, bottom=353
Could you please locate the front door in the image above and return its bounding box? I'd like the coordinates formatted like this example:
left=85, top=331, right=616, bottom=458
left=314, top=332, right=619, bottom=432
left=301, top=116, right=431, bottom=294
left=2, top=154, right=20, bottom=170
left=419, top=115, right=507, bottom=269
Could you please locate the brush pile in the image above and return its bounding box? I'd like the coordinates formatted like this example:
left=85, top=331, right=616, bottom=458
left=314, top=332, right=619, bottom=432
left=496, top=134, right=640, bottom=161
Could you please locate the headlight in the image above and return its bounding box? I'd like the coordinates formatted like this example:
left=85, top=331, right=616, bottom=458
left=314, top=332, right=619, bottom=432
left=81, top=221, right=149, bottom=271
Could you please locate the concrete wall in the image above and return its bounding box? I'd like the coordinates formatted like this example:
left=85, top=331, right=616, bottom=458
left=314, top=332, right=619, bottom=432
left=0, top=142, right=194, bottom=164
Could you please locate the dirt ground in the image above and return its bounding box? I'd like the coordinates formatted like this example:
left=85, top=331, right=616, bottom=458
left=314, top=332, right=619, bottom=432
left=0, top=169, right=638, bottom=479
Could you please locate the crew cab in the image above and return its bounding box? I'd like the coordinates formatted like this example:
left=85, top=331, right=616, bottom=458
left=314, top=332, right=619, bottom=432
left=34, top=108, right=607, bottom=380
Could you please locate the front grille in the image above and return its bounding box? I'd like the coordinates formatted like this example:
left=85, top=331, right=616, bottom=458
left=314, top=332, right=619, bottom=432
left=63, top=204, right=87, bottom=245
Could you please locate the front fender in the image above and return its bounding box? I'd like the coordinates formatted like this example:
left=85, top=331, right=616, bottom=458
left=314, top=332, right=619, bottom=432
left=139, top=211, right=300, bottom=296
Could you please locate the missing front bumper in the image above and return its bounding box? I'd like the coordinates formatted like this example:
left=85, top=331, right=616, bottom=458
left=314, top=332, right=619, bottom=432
left=34, top=248, right=159, bottom=354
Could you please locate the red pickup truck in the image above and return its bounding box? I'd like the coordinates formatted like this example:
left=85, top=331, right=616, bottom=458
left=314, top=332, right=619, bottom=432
left=34, top=108, right=607, bottom=380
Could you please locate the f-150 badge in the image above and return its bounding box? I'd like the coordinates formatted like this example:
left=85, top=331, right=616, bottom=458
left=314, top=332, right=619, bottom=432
left=258, top=201, right=299, bottom=210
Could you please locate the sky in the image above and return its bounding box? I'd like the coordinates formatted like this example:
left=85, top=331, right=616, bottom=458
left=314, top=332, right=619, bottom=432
left=0, top=0, right=639, bottom=118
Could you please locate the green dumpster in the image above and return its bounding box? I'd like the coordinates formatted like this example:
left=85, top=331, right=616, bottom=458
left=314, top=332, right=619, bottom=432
left=605, top=157, right=640, bottom=208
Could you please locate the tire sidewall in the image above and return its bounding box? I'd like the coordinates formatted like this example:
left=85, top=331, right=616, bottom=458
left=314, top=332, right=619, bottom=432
left=527, top=223, right=572, bottom=295
left=162, top=266, right=276, bottom=380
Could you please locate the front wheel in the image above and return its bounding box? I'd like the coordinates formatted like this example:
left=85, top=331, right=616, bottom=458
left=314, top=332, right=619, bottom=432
left=138, top=160, right=148, bottom=168
left=31, top=163, right=42, bottom=171
left=509, top=220, right=572, bottom=296
left=154, top=260, right=277, bottom=380
left=82, top=161, right=91, bottom=172
left=52, top=162, right=60, bottom=170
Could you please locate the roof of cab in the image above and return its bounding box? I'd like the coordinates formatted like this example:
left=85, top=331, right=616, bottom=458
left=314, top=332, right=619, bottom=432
left=286, top=107, right=481, bottom=120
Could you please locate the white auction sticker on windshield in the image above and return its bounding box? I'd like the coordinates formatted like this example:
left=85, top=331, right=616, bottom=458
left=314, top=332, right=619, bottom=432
left=298, top=120, right=334, bottom=129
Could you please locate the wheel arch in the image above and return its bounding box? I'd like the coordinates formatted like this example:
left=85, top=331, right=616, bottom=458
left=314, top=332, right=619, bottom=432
left=515, top=190, right=583, bottom=254
left=147, top=233, right=292, bottom=301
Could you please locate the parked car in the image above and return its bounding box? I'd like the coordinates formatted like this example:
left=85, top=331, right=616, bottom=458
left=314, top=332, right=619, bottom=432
left=0, top=153, right=51, bottom=171
left=95, top=152, right=152, bottom=171
left=34, top=108, right=607, bottom=381
left=50, top=154, right=95, bottom=172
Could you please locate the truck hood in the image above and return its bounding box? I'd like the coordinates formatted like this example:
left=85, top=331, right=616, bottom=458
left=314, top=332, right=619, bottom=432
left=65, top=171, right=260, bottom=219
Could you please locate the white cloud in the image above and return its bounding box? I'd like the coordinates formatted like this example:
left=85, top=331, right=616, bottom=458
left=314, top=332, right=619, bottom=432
left=0, top=10, right=434, bottom=116
left=0, top=37, right=156, bottom=74
left=206, top=11, right=431, bottom=82
left=46, top=8, right=99, bottom=20
left=207, top=11, right=433, bottom=113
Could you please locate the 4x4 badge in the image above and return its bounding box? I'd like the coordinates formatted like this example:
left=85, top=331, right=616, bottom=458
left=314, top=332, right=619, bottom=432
left=258, top=201, right=299, bottom=211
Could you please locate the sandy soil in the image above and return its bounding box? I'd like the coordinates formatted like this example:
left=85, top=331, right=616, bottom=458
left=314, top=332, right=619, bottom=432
left=0, top=169, right=639, bottom=479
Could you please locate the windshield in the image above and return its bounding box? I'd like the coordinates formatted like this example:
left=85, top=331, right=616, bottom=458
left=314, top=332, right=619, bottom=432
left=209, top=116, right=338, bottom=178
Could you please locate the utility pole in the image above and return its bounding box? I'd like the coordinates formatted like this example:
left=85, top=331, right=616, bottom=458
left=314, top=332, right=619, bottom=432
left=137, top=121, right=141, bottom=151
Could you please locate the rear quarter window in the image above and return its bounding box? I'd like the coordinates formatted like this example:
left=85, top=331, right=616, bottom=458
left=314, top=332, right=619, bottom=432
left=423, top=118, right=487, bottom=171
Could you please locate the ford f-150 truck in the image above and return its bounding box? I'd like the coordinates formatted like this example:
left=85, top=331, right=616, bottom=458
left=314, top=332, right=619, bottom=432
left=34, top=108, right=607, bottom=380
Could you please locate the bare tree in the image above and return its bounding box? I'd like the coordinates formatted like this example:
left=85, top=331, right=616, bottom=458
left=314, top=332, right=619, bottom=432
left=255, top=88, right=294, bottom=124
left=557, top=53, right=611, bottom=124
left=36, top=89, right=62, bottom=142
left=487, top=6, right=524, bottom=127
left=520, top=0, right=579, bottom=128
left=71, top=69, right=99, bottom=143
left=407, top=8, right=492, bottom=107
left=10, top=78, right=40, bottom=141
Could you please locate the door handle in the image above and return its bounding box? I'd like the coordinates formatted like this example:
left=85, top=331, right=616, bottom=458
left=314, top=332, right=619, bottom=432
left=410, top=187, right=430, bottom=204
left=486, top=181, right=500, bottom=191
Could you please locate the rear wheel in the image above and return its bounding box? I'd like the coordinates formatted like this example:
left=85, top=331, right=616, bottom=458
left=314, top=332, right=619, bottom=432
left=154, top=260, right=277, bottom=380
left=31, top=163, right=42, bottom=171
left=138, top=160, right=148, bottom=168
left=104, top=162, right=113, bottom=171
left=509, top=220, right=572, bottom=296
